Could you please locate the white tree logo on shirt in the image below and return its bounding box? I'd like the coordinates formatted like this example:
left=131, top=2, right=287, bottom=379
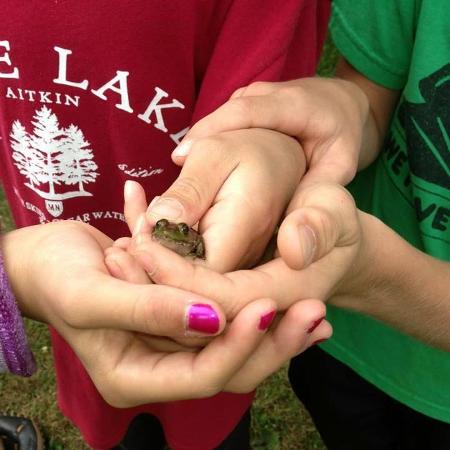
left=9, top=106, right=99, bottom=217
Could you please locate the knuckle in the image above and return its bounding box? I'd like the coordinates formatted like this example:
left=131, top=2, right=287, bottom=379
left=336, top=154, right=358, bottom=185
left=199, top=382, right=221, bottom=399
left=169, top=175, right=206, bottom=209
left=227, top=96, right=256, bottom=123
left=134, top=290, right=181, bottom=336
left=193, top=134, right=228, bottom=157
left=244, top=80, right=273, bottom=95
left=275, top=85, right=306, bottom=103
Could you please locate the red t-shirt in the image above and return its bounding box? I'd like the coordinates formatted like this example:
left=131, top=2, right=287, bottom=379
left=0, top=1, right=329, bottom=448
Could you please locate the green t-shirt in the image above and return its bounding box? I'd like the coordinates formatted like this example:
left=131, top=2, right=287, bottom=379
left=325, top=0, right=450, bottom=422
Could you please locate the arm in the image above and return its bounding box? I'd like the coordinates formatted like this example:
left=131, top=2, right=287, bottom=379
left=332, top=210, right=450, bottom=350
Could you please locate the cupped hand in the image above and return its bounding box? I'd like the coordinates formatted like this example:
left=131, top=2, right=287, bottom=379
left=119, top=183, right=361, bottom=319
left=2, top=220, right=227, bottom=338
left=173, top=77, right=371, bottom=187
left=2, top=220, right=328, bottom=404
left=137, top=128, right=306, bottom=272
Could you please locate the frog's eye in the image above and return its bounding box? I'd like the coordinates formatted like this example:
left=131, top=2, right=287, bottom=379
left=155, top=219, right=169, bottom=230
left=178, top=223, right=189, bottom=235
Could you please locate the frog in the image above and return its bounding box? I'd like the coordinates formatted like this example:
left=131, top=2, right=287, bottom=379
left=151, top=218, right=205, bottom=259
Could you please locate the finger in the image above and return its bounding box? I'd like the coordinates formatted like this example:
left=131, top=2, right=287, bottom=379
left=132, top=228, right=354, bottom=317
left=224, top=299, right=332, bottom=392
left=147, top=135, right=238, bottom=226
left=200, top=196, right=275, bottom=272
left=105, top=298, right=277, bottom=405
left=59, top=270, right=227, bottom=338
left=230, top=80, right=280, bottom=98
left=171, top=81, right=281, bottom=165
left=136, top=334, right=199, bottom=353
left=131, top=233, right=237, bottom=308
left=113, top=237, right=132, bottom=250
left=104, top=246, right=151, bottom=284
left=131, top=233, right=299, bottom=316
left=124, top=180, right=149, bottom=234
left=278, top=184, right=360, bottom=270
left=306, top=317, right=333, bottom=348
left=178, top=93, right=293, bottom=148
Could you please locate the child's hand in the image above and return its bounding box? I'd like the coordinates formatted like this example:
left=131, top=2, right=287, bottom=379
left=119, top=183, right=361, bottom=319
left=104, top=238, right=332, bottom=393
left=3, top=220, right=328, bottom=403
left=140, top=128, right=306, bottom=272
left=176, top=76, right=372, bottom=187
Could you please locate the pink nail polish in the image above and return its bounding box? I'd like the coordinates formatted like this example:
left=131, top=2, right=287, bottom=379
left=258, top=310, right=276, bottom=331
left=187, top=304, right=220, bottom=334
left=312, top=338, right=328, bottom=346
left=307, top=317, right=325, bottom=334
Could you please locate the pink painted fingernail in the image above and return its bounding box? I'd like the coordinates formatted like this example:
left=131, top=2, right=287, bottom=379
left=258, top=310, right=276, bottom=331
left=187, top=304, right=220, bottom=334
left=312, top=338, right=328, bottom=346
left=307, top=317, right=324, bottom=334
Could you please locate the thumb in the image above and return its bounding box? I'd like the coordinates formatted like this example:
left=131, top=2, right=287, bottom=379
left=278, top=184, right=360, bottom=270
left=146, top=137, right=237, bottom=226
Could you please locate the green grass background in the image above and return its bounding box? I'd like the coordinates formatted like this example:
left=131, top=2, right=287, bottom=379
left=0, top=40, right=337, bottom=450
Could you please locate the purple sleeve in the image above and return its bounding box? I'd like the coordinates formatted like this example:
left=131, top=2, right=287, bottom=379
left=0, top=252, right=36, bottom=376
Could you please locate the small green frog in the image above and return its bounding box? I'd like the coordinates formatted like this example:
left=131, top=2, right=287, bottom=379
left=152, top=218, right=205, bottom=259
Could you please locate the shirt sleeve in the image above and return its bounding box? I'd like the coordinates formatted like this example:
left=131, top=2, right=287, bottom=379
left=192, top=0, right=331, bottom=121
left=330, top=0, right=417, bottom=89
left=0, top=250, right=36, bottom=376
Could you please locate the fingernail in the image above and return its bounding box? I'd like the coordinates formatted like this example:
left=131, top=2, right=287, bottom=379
left=148, top=197, right=184, bottom=220
left=307, top=317, right=324, bottom=334
left=312, top=338, right=328, bottom=346
left=186, top=304, right=220, bottom=335
left=172, top=139, right=193, bottom=158
left=124, top=180, right=135, bottom=202
left=299, top=225, right=316, bottom=266
left=258, top=310, right=276, bottom=331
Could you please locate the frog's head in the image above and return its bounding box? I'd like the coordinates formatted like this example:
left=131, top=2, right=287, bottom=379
left=153, top=218, right=191, bottom=242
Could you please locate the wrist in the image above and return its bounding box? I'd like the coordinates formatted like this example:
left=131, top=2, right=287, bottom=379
left=1, top=226, right=49, bottom=322
left=332, top=211, right=391, bottom=310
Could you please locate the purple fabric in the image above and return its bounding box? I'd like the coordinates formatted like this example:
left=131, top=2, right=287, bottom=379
left=0, top=252, right=36, bottom=376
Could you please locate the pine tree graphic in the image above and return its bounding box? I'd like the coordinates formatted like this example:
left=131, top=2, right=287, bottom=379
left=10, top=106, right=99, bottom=217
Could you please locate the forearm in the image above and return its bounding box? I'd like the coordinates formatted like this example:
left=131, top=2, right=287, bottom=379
left=333, top=212, right=450, bottom=351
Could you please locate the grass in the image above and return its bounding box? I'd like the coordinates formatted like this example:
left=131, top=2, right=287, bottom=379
left=0, top=39, right=337, bottom=449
